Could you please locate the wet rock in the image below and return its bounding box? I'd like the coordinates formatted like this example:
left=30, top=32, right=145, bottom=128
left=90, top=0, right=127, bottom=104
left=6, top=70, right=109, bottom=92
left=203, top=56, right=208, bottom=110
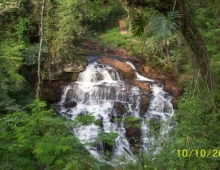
left=65, top=89, right=73, bottom=103
left=165, top=82, right=183, bottom=98
left=114, top=102, right=127, bottom=118
left=64, top=101, right=77, bottom=108
left=98, top=57, right=135, bottom=79
left=96, top=143, right=113, bottom=154
left=108, top=113, right=115, bottom=123
left=126, top=128, right=141, bottom=145
left=40, top=80, right=72, bottom=103
left=130, top=80, right=151, bottom=93
left=139, top=95, right=150, bottom=117
left=54, top=104, right=62, bottom=114
left=108, top=87, right=117, bottom=100
left=103, top=143, right=113, bottom=153
left=124, top=117, right=141, bottom=145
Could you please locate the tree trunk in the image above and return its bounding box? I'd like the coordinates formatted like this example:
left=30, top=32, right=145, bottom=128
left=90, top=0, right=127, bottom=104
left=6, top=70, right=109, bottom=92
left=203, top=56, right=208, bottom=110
left=36, top=0, right=45, bottom=99
left=120, top=0, right=133, bottom=32
left=176, top=0, right=213, bottom=89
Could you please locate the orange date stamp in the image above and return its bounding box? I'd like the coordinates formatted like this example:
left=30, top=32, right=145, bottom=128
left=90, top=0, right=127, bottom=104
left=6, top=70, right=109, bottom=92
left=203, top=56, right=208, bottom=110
left=177, top=149, right=220, bottom=158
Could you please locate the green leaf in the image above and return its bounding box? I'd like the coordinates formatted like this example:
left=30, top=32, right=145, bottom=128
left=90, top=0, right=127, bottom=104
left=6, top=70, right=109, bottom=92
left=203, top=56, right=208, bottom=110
left=98, top=131, right=118, bottom=146
left=150, top=11, right=182, bottom=38
left=94, top=162, right=101, bottom=170
left=72, top=113, right=99, bottom=126
left=56, top=159, right=64, bottom=165
left=123, top=147, right=133, bottom=158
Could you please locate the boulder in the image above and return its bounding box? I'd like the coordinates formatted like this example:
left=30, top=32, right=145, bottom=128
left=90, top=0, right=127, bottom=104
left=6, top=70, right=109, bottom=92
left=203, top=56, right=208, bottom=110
left=139, top=95, right=150, bottom=117
left=98, top=57, right=135, bottom=79
left=130, top=80, right=151, bottom=93
left=64, top=101, right=77, bottom=108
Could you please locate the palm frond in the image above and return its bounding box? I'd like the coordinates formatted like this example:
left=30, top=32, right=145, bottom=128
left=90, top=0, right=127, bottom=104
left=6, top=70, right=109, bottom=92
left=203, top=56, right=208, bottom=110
left=131, top=12, right=148, bottom=37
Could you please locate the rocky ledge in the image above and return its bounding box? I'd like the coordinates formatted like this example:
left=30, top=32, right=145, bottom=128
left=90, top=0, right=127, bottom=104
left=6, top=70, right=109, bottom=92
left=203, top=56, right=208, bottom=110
left=82, top=41, right=183, bottom=108
left=40, top=58, right=88, bottom=103
left=97, top=57, right=182, bottom=108
left=40, top=40, right=183, bottom=108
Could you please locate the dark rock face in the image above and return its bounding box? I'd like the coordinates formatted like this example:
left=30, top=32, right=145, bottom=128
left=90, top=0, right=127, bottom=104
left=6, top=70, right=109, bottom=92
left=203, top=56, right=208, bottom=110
left=36, top=55, right=88, bottom=103
left=113, top=102, right=127, bottom=118
left=43, top=58, right=88, bottom=81
left=40, top=80, right=71, bottom=103
left=139, top=95, right=150, bottom=117
left=65, top=89, right=73, bottom=103
left=103, top=143, right=114, bottom=154
left=126, top=128, right=141, bottom=144
left=64, top=101, right=77, bottom=108
left=124, top=118, right=141, bottom=146
left=39, top=59, right=87, bottom=103
left=54, top=101, right=77, bottom=114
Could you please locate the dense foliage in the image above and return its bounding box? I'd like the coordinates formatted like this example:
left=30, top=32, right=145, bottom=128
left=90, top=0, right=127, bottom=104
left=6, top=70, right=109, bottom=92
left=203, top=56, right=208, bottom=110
left=1, top=0, right=220, bottom=169
left=0, top=100, right=95, bottom=170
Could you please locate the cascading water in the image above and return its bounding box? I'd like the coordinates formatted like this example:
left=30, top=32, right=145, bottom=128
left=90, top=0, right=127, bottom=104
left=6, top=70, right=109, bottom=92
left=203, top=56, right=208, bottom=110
left=56, top=57, right=174, bottom=163
left=126, top=61, right=174, bottom=153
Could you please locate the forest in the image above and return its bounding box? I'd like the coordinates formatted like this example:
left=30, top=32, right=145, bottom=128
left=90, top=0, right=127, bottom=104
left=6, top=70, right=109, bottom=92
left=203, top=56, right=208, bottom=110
left=1, top=0, right=220, bottom=169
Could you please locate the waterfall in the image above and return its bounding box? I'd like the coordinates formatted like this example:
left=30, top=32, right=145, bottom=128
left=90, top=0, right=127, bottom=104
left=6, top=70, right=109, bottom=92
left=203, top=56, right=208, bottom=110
left=126, top=61, right=174, bottom=153
left=56, top=58, right=174, bottom=163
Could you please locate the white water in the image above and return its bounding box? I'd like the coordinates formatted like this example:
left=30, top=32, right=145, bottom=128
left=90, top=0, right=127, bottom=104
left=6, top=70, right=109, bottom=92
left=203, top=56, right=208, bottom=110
left=57, top=59, right=174, bottom=163
left=126, top=61, right=174, bottom=152
left=126, top=61, right=154, bottom=82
